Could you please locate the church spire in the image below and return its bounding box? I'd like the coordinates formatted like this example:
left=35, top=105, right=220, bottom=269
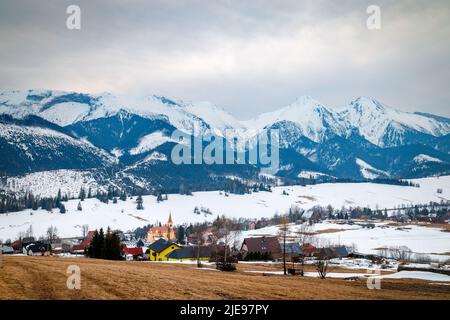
left=167, top=212, right=173, bottom=226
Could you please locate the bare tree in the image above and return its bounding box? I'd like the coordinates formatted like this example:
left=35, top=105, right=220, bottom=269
left=212, top=216, right=241, bottom=271
left=389, top=246, right=412, bottom=261
left=82, top=224, right=89, bottom=238
left=25, top=225, right=33, bottom=239
left=278, top=217, right=290, bottom=275
left=294, top=223, right=314, bottom=276
left=316, top=258, right=330, bottom=279
left=46, top=226, right=59, bottom=244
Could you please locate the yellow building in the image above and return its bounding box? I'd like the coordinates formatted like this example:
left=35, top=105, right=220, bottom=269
left=147, top=238, right=181, bottom=261
left=147, top=213, right=175, bottom=243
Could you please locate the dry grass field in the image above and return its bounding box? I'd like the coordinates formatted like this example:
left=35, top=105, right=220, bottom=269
left=0, top=256, right=449, bottom=300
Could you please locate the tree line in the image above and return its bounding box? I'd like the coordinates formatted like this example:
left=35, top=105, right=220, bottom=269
left=87, top=228, right=122, bottom=260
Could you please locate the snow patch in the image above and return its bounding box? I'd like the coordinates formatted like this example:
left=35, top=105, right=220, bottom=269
left=414, top=154, right=444, bottom=164
left=356, top=158, right=388, bottom=179
left=129, top=131, right=172, bottom=155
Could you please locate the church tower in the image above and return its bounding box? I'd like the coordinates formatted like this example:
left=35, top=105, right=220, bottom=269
left=167, top=212, right=173, bottom=228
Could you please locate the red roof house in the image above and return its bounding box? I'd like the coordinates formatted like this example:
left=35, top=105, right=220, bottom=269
left=70, top=239, right=91, bottom=254
left=123, top=246, right=144, bottom=256
left=301, top=243, right=319, bottom=257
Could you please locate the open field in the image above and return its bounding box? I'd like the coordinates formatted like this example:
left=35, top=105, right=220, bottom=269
left=0, top=256, right=449, bottom=300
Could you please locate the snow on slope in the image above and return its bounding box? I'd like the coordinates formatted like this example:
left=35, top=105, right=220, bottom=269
left=0, top=122, right=113, bottom=162
left=184, top=101, right=245, bottom=131
left=414, top=154, right=444, bottom=164
left=129, top=131, right=173, bottom=155
left=3, top=169, right=99, bottom=197
left=0, top=175, right=449, bottom=241
left=356, top=158, right=388, bottom=179
left=297, top=171, right=329, bottom=179
left=38, top=102, right=91, bottom=126
left=0, top=90, right=239, bottom=135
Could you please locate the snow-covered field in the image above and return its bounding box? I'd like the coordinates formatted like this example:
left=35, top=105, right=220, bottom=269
left=0, top=176, right=449, bottom=254
left=240, top=221, right=450, bottom=261
left=245, top=270, right=450, bottom=282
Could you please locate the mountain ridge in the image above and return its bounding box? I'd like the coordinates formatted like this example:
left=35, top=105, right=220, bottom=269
left=0, top=89, right=449, bottom=191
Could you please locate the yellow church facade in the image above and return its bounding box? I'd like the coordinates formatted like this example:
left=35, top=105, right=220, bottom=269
left=147, top=213, right=175, bottom=243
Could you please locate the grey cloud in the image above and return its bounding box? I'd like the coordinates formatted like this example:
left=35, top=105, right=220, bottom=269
left=0, top=0, right=449, bottom=118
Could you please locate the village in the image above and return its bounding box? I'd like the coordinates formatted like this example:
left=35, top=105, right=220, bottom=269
left=2, top=207, right=450, bottom=280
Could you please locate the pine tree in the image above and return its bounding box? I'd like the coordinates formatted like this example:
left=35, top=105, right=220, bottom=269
left=56, top=189, right=62, bottom=208
left=105, top=227, right=113, bottom=259
left=59, top=204, right=66, bottom=214
left=79, top=187, right=86, bottom=201
left=136, top=194, right=144, bottom=210
left=88, top=230, right=99, bottom=258
left=177, top=225, right=185, bottom=244
left=98, top=228, right=106, bottom=259
left=77, top=201, right=82, bottom=211
left=87, top=187, right=92, bottom=199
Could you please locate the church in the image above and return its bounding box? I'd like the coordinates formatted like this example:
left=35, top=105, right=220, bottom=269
left=147, top=213, right=176, bottom=243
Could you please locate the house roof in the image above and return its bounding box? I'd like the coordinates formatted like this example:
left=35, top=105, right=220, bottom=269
left=86, top=231, right=96, bottom=240
left=148, top=238, right=175, bottom=253
left=318, top=247, right=334, bottom=258
left=136, top=239, right=145, bottom=247
left=280, top=243, right=302, bottom=255
left=242, top=236, right=281, bottom=254
left=25, top=242, right=49, bottom=253
left=167, top=246, right=212, bottom=259
left=123, top=246, right=144, bottom=256
left=333, top=246, right=349, bottom=257
left=71, top=239, right=91, bottom=253
left=300, top=243, right=319, bottom=255
left=1, top=245, right=14, bottom=253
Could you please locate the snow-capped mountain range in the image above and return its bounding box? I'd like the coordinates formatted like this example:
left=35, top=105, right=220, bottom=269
left=0, top=89, right=449, bottom=192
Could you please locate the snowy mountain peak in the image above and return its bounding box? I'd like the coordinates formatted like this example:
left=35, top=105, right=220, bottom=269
left=1, top=89, right=449, bottom=148
left=350, top=97, right=387, bottom=114
left=243, top=96, right=345, bottom=142
left=341, top=97, right=450, bottom=147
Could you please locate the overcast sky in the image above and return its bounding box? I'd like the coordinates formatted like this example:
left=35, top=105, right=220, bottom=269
left=0, top=0, right=449, bottom=119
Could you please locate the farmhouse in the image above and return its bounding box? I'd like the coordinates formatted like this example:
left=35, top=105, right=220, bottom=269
left=1, top=245, right=14, bottom=254
left=300, top=243, right=319, bottom=257
left=280, top=242, right=302, bottom=261
left=241, top=236, right=281, bottom=260
left=70, top=239, right=91, bottom=255
left=302, top=209, right=322, bottom=223
left=123, top=246, right=144, bottom=261
left=23, top=242, right=51, bottom=256
left=333, top=246, right=349, bottom=258
left=147, top=213, right=176, bottom=243
left=147, top=238, right=181, bottom=261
